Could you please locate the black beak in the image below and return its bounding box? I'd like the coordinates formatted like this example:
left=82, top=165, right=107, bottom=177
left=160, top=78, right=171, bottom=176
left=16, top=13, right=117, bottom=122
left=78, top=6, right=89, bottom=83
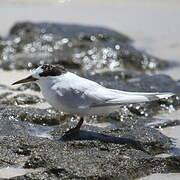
left=12, top=75, right=38, bottom=85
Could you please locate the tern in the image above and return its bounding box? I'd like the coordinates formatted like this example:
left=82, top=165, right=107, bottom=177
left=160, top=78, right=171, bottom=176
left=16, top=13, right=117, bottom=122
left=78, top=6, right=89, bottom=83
left=12, top=64, right=174, bottom=135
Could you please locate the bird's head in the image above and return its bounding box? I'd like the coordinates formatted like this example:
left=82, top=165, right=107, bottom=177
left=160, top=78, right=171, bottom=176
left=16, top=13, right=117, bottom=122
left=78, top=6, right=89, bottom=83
left=12, top=64, right=67, bottom=85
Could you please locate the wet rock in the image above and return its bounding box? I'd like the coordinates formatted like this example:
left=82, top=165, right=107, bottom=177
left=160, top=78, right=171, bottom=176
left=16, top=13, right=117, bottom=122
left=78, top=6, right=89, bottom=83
left=0, top=103, right=173, bottom=154
left=0, top=22, right=169, bottom=71
left=0, top=104, right=62, bottom=125
left=16, top=83, right=40, bottom=92
left=13, top=144, right=32, bottom=156
left=103, top=97, right=179, bottom=128
left=82, top=70, right=138, bottom=86
left=24, top=155, right=47, bottom=169
left=0, top=92, right=13, bottom=100
left=0, top=100, right=179, bottom=179
left=0, top=93, right=44, bottom=105
left=57, top=126, right=146, bottom=152
left=85, top=72, right=180, bottom=93
left=0, top=83, right=43, bottom=104
left=0, top=135, right=179, bottom=180
left=13, top=94, right=44, bottom=105
left=9, top=22, right=131, bottom=43
left=146, top=118, right=180, bottom=128
left=0, top=137, right=27, bottom=167
left=124, top=74, right=180, bottom=93
left=0, top=114, right=54, bottom=141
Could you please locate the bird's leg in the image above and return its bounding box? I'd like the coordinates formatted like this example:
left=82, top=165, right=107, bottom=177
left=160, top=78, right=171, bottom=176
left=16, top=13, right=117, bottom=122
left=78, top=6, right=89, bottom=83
left=65, top=117, right=84, bottom=135
left=74, top=117, right=84, bottom=130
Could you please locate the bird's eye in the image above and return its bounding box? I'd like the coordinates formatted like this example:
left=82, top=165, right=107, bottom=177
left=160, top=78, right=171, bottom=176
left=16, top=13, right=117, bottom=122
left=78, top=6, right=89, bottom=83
left=42, top=64, right=53, bottom=72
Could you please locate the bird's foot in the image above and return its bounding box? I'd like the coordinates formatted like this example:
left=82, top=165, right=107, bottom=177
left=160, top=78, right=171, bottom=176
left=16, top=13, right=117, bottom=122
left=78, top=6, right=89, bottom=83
left=62, top=117, right=84, bottom=140
left=62, top=127, right=81, bottom=140
left=64, top=127, right=80, bottom=136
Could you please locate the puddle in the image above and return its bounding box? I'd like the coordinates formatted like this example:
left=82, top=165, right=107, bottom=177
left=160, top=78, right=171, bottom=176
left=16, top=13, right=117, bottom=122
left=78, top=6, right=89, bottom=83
left=88, top=122, right=119, bottom=131
left=147, top=110, right=180, bottom=160
left=28, top=123, right=53, bottom=139
left=139, top=173, right=180, bottom=180
left=155, top=109, right=180, bottom=153
left=0, top=166, right=44, bottom=179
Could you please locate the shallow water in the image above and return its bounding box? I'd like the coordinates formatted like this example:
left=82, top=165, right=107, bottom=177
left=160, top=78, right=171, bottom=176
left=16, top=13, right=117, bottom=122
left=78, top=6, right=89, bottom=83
left=0, top=0, right=180, bottom=179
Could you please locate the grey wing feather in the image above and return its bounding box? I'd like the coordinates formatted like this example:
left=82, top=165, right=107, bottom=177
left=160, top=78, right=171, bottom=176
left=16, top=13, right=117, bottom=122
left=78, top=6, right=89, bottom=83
left=89, top=89, right=174, bottom=108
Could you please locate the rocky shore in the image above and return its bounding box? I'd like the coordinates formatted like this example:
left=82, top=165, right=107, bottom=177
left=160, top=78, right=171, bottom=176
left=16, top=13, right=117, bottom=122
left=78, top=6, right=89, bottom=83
left=0, top=22, right=180, bottom=179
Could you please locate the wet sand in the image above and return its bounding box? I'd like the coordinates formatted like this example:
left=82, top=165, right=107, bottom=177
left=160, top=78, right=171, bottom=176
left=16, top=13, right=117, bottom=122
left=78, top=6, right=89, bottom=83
left=0, top=0, right=180, bottom=179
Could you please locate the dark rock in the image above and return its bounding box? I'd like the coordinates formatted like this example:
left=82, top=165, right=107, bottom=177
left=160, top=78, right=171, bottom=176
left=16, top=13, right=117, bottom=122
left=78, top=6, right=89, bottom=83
left=0, top=22, right=170, bottom=71
left=24, top=155, right=47, bottom=169
left=0, top=104, right=62, bottom=125
left=13, top=93, right=44, bottom=105
left=13, top=144, right=32, bottom=156
left=0, top=99, right=179, bottom=179
left=85, top=72, right=180, bottom=93
left=0, top=135, right=179, bottom=180
left=0, top=103, right=173, bottom=155
left=0, top=104, right=171, bottom=155
left=82, top=70, right=138, bottom=84
left=0, top=115, right=42, bottom=138
left=0, top=83, right=42, bottom=105
left=60, top=130, right=146, bottom=153
left=9, top=22, right=131, bottom=42
left=124, top=74, right=180, bottom=93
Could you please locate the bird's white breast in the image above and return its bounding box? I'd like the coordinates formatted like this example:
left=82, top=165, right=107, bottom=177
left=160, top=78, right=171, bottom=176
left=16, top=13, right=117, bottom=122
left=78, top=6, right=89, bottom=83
left=37, top=74, right=66, bottom=112
left=37, top=72, right=84, bottom=114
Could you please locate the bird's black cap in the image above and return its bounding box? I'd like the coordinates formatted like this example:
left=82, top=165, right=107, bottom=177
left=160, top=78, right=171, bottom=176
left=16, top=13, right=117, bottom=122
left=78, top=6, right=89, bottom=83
left=39, top=64, right=67, bottom=77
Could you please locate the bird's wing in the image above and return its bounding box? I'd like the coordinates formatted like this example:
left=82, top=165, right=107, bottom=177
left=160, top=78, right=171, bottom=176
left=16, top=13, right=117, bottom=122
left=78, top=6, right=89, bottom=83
left=53, top=80, right=108, bottom=109
left=53, top=73, right=174, bottom=109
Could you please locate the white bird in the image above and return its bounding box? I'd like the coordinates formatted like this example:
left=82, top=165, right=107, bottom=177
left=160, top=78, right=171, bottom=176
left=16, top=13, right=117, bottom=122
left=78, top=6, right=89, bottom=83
left=12, top=64, right=174, bottom=135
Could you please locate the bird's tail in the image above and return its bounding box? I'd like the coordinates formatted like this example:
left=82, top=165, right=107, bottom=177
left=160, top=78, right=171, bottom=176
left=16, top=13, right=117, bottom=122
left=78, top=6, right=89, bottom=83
left=127, top=92, right=174, bottom=101
left=108, top=90, right=175, bottom=104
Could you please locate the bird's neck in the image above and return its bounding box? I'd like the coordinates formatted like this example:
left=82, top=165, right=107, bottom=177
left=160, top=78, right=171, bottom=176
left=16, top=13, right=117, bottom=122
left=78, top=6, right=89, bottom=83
left=37, top=77, right=57, bottom=91
left=36, top=72, right=75, bottom=91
